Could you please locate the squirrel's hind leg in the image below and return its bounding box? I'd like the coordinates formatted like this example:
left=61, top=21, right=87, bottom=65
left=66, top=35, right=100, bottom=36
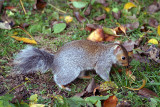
left=54, top=68, right=81, bottom=91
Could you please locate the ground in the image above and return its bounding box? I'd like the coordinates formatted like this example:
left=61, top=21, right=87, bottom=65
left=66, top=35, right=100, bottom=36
left=0, top=0, right=160, bottom=106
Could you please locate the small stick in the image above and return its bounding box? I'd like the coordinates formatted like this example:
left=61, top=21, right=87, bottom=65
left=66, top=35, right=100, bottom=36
left=6, top=81, right=30, bottom=94
left=19, top=0, right=27, bottom=14
left=14, top=26, right=34, bottom=40
left=48, top=3, right=66, bottom=14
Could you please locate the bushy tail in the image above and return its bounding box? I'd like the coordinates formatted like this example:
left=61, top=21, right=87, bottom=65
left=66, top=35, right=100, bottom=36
left=13, top=45, right=54, bottom=74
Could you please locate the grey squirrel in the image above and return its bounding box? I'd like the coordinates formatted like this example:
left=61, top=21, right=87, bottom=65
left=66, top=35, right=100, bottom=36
left=13, top=40, right=129, bottom=91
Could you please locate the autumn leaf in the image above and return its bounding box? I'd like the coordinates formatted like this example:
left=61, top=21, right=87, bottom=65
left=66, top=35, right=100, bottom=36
left=11, top=36, right=37, bottom=44
left=29, top=94, right=38, bottom=103
left=105, top=7, right=110, bottom=13
left=74, top=12, right=86, bottom=23
left=126, top=70, right=136, bottom=81
left=35, top=0, right=47, bottom=10
left=157, top=25, right=160, bottom=36
left=138, top=88, right=159, bottom=98
left=64, top=16, right=73, bottom=23
left=148, top=39, right=158, bottom=45
left=103, top=95, right=118, bottom=107
left=103, top=27, right=117, bottom=36
left=105, top=35, right=116, bottom=42
left=119, top=25, right=127, bottom=35
left=87, top=28, right=104, bottom=42
left=124, top=2, right=136, bottom=10
left=30, top=104, right=45, bottom=107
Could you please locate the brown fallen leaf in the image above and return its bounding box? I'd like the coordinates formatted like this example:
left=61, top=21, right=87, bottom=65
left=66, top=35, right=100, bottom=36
left=93, top=14, right=106, bottom=21
left=126, top=70, right=136, bottom=81
left=116, top=100, right=131, bottom=107
left=147, top=2, right=160, bottom=14
left=34, top=0, right=47, bottom=10
left=87, top=28, right=104, bottom=42
left=85, top=24, right=102, bottom=32
left=145, top=45, right=160, bottom=63
left=95, top=0, right=106, bottom=4
left=84, top=4, right=91, bottom=16
left=119, top=25, right=127, bottom=35
left=0, top=21, right=12, bottom=29
left=138, top=88, right=158, bottom=98
left=140, top=24, right=148, bottom=32
left=20, top=23, right=30, bottom=28
left=114, top=25, right=127, bottom=35
left=74, top=78, right=97, bottom=97
left=103, top=95, right=118, bottom=107
left=124, top=22, right=139, bottom=31
left=105, top=34, right=116, bottom=42
left=1, top=11, right=15, bottom=27
left=133, top=54, right=150, bottom=63
left=0, top=0, right=4, bottom=13
left=112, top=11, right=121, bottom=20
left=5, top=6, right=17, bottom=12
left=122, top=40, right=136, bottom=52
left=86, top=78, right=97, bottom=93
left=74, top=12, right=86, bottom=23
left=148, top=18, right=159, bottom=28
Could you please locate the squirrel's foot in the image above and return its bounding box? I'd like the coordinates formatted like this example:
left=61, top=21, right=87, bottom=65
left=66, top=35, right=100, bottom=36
left=79, top=75, right=92, bottom=79
left=58, top=84, right=71, bottom=91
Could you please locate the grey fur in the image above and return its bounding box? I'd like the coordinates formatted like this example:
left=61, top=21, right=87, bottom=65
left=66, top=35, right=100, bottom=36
left=14, top=45, right=54, bottom=74
left=13, top=40, right=128, bottom=90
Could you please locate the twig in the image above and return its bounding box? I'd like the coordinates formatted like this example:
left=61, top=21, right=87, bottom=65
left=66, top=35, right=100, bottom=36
left=19, top=0, right=27, bottom=14
left=6, top=81, right=30, bottom=94
left=48, top=3, right=66, bottom=14
left=15, top=26, right=35, bottom=40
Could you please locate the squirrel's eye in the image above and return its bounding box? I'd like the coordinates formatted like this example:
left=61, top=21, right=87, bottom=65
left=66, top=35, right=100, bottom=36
left=122, top=56, right=125, bottom=60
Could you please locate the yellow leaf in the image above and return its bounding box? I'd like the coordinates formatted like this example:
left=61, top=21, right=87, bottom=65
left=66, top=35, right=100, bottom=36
left=157, top=25, right=160, bottom=36
left=30, top=104, right=45, bottom=107
left=105, top=7, right=110, bottom=13
left=87, top=29, right=104, bottom=42
left=124, top=2, right=136, bottom=10
left=148, top=39, right=158, bottom=45
left=11, top=36, right=37, bottom=44
left=29, top=94, right=38, bottom=103
left=65, top=16, right=73, bottom=23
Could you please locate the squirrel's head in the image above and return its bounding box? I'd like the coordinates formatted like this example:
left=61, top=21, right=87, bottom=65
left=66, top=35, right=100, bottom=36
left=114, top=44, right=129, bottom=67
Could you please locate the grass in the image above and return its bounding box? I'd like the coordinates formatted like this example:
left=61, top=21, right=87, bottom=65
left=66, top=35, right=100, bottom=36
left=0, top=0, right=160, bottom=106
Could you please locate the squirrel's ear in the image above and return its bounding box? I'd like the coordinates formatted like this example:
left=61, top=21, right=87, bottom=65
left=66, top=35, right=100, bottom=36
left=114, top=45, right=121, bottom=54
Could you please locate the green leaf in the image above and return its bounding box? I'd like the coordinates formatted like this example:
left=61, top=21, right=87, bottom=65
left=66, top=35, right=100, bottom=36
left=91, top=0, right=96, bottom=5
left=150, top=98, right=158, bottom=107
left=72, top=1, right=88, bottom=8
left=112, top=8, right=119, bottom=13
left=29, top=94, right=38, bottom=103
left=102, top=27, right=117, bottom=36
left=85, top=95, right=110, bottom=107
left=85, top=95, right=110, bottom=104
left=0, top=94, right=15, bottom=107
left=53, top=23, right=66, bottom=34
left=67, top=97, right=93, bottom=107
